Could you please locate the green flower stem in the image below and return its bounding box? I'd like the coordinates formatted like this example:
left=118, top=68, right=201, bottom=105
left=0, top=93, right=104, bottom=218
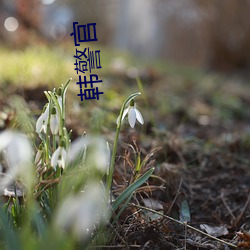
left=63, top=127, right=70, bottom=150
left=44, top=96, right=53, bottom=164
left=52, top=134, right=56, bottom=152
left=106, top=92, right=141, bottom=196
left=61, top=78, right=71, bottom=127
left=48, top=92, right=63, bottom=136
left=48, top=79, right=71, bottom=136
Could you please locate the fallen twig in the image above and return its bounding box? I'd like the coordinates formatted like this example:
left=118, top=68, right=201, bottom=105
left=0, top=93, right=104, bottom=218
left=233, top=192, right=250, bottom=227
left=130, top=203, right=237, bottom=249
left=221, top=189, right=236, bottom=222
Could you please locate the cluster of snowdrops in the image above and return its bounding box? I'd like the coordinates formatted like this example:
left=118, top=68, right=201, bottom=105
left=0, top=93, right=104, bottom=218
left=0, top=79, right=153, bottom=249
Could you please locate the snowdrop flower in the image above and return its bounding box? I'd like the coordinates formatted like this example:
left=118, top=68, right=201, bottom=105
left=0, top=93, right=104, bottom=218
left=51, top=142, right=67, bottom=169
left=54, top=182, right=109, bottom=240
left=67, top=135, right=110, bottom=173
left=120, top=99, right=144, bottom=128
left=87, top=137, right=110, bottom=173
left=36, top=103, right=50, bottom=133
left=0, top=130, right=33, bottom=190
left=50, top=106, right=59, bottom=135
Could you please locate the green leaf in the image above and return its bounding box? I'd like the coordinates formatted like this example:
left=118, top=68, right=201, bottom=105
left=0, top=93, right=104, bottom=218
left=112, top=167, right=154, bottom=211
left=61, top=78, right=71, bottom=99
left=0, top=208, right=21, bottom=250
left=32, top=209, right=46, bottom=237
left=112, top=193, right=133, bottom=225
left=179, top=199, right=191, bottom=222
left=135, top=152, right=141, bottom=173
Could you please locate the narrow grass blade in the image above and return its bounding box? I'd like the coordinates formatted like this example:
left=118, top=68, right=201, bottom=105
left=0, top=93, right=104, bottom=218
left=0, top=208, right=21, bottom=250
left=112, top=167, right=154, bottom=211
left=112, top=193, right=133, bottom=225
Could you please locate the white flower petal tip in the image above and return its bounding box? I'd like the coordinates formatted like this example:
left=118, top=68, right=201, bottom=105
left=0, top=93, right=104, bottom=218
left=135, top=109, right=144, bottom=125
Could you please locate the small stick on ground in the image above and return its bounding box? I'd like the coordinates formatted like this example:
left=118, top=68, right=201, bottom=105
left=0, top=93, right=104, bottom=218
left=166, top=178, right=183, bottom=215
left=221, top=189, right=236, bottom=222
left=130, top=203, right=238, bottom=249
left=233, top=192, right=250, bottom=227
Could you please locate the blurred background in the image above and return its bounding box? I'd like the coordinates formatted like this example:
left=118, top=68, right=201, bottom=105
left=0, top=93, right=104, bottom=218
left=1, top=2, right=250, bottom=248
left=1, top=0, right=250, bottom=73
left=1, top=0, right=250, bottom=137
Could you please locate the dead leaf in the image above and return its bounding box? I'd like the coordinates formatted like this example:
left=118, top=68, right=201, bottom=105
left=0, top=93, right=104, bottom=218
left=237, top=231, right=250, bottom=248
left=143, top=198, right=163, bottom=211
left=142, top=198, right=164, bottom=221
left=174, top=192, right=191, bottom=222
left=200, top=224, right=229, bottom=237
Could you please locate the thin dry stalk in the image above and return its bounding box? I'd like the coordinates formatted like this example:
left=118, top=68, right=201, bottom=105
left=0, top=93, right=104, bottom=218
left=130, top=203, right=238, bottom=249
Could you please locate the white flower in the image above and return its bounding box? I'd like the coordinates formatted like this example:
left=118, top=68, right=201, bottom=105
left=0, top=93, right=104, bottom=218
left=54, top=182, right=109, bottom=240
left=0, top=130, right=33, bottom=190
left=36, top=104, right=49, bottom=133
left=120, top=100, right=144, bottom=128
left=51, top=145, right=67, bottom=169
left=67, top=135, right=110, bottom=173
left=88, top=137, right=110, bottom=173
left=50, top=106, right=59, bottom=135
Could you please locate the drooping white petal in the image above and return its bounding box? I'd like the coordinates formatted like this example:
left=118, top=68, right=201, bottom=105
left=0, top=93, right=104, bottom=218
left=116, top=107, right=129, bottom=125
left=121, top=107, right=129, bottom=121
left=44, top=103, right=50, bottom=118
left=59, top=148, right=67, bottom=169
left=0, top=130, right=33, bottom=190
left=92, top=138, right=110, bottom=173
left=67, top=136, right=87, bottom=163
left=51, top=147, right=61, bottom=168
left=50, top=114, right=59, bottom=135
left=61, top=148, right=67, bottom=161
left=128, top=107, right=136, bottom=128
left=119, top=101, right=144, bottom=128
left=57, top=158, right=65, bottom=169
left=6, top=133, right=32, bottom=171
left=68, top=135, right=109, bottom=173
left=51, top=147, right=67, bottom=169
left=0, top=130, right=14, bottom=151
left=36, top=113, right=45, bottom=133
left=41, top=121, right=48, bottom=133
left=36, top=104, right=50, bottom=134
left=54, top=182, right=109, bottom=240
left=135, top=109, right=144, bottom=125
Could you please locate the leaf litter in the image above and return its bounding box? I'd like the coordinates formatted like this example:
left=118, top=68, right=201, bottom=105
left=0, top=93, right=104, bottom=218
left=2, top=67, right=250, bottom=249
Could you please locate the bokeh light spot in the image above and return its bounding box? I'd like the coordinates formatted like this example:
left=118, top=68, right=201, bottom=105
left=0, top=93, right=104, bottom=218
left=50, top=24, right=66, bottom=40
left=41, top=0, right=55, bottom=5
left=4, top=17, right=19, bottom=32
